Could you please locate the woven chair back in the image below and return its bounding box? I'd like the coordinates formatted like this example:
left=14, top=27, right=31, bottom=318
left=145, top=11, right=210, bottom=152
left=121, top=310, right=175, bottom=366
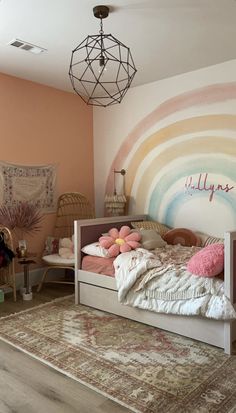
left=54, top=192, right=94, bottom=238
left=0, top=225, right=15, bottom=288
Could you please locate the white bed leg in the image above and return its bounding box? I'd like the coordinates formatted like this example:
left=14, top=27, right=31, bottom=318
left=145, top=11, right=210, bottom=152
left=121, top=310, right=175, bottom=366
left=75, top=281, right=79, bottom=305
left=224, top=322, right=232, bottom=354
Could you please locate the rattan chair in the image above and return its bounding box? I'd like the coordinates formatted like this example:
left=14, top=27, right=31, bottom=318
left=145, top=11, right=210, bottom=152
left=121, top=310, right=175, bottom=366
left=0, top=225, right=16, bottom=301
left=37, top=192, right=94, bottom=292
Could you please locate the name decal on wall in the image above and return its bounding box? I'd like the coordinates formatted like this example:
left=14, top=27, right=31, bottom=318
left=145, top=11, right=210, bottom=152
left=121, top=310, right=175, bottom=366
left=184, top=173, right=234, bottom=202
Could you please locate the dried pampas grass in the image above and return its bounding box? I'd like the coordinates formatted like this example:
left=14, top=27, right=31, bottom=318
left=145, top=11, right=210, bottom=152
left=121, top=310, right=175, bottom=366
left=0, top=202, right=43, bottom=236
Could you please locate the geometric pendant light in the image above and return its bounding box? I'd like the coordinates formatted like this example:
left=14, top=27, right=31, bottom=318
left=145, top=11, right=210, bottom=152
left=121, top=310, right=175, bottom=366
left=69, top=5, right=137, bottom=107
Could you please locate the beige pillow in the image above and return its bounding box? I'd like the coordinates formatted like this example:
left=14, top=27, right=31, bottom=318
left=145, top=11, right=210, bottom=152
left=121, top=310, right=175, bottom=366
left=140, top=229, right=167, bottom=250
left=131, top=220, right=170, bottom=237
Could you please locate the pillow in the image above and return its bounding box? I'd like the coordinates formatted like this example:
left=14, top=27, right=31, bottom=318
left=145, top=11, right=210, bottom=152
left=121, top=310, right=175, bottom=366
left=99, top=226, right=141, bottom=257
left=187, top=244, right=224, bottom=277
left=203, top=235, right=224, bottom=247
left=131, top=220, right=170, bottom=237
left=163, top=228, right=201, bottom=247
left=195, top=232, right=224, bottom=247
left=43, top=236, right=59, bottom=255
left=81, top=242, right=110, bottom=258
left=140, top=229, right=167, bottom=250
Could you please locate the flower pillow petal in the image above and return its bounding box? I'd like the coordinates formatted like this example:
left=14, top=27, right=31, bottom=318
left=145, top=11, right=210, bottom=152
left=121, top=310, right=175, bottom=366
left=108, top=244, right=121, bottom=257
left=187, top=243, right=224, bottom=277
left=119, top=226, right=131, bottom=239
left=99, top=236, right=114, bottom=249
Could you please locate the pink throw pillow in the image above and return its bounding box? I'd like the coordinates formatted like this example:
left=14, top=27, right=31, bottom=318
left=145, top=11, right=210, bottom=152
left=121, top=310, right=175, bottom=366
left=187, top=243, right=224, bottom=277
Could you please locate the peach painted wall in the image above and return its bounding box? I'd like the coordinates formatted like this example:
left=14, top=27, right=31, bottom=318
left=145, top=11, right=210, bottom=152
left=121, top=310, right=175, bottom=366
left=0, top=72, right=94, bottom=270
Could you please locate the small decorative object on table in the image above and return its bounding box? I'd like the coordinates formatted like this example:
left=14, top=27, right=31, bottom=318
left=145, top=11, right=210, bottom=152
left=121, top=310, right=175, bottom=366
left=16, top=240, right=27, bottom=258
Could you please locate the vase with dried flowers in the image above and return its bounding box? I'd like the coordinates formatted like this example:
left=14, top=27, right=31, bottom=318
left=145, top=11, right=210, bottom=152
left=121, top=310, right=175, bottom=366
left=0, top=202, right=43, bottom=257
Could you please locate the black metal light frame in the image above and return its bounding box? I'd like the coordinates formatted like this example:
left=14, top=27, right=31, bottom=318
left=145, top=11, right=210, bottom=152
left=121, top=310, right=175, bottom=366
left=69, top=5, right=137, bottom=107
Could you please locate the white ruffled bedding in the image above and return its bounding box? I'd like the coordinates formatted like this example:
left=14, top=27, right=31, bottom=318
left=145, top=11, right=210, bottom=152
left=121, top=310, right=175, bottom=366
left=113, top=245, right=236, bottom=320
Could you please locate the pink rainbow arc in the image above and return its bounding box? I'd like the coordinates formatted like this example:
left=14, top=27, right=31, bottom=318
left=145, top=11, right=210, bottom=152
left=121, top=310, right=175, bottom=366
left=105, top=82, right=236, bottom=194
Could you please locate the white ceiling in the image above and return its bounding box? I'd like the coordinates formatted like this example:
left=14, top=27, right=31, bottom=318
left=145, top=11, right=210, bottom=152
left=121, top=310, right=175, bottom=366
left=0, top=0, right=235, bottom=94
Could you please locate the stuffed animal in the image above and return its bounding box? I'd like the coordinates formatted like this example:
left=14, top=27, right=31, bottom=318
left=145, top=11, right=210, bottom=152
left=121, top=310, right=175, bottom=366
left=59, top=237, right=74, bottom=259
left=99, top=226, right=141, bottom=257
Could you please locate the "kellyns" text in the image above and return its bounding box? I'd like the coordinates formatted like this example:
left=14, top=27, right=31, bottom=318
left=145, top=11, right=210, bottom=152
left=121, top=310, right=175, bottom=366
left=184, top=173, right=234, bottom=202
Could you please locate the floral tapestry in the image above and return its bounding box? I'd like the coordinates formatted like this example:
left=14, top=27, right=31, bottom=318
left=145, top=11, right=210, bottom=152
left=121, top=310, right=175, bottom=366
left=0, top=161, right=57, bottom=212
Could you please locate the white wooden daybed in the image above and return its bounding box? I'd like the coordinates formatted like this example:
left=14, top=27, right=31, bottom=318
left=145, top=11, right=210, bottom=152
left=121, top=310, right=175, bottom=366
left=74, top=215, right=236, bottom=354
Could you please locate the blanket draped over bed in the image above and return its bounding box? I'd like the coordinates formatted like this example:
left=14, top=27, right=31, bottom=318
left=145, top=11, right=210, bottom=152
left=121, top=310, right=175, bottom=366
left=114, top=245, right=236, bottom=320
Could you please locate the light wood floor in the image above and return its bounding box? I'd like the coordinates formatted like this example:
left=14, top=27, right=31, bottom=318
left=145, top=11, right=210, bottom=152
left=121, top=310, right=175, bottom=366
left=0, top=285, right=131, bottom=413
left=1, top=284, right=74, bottom=317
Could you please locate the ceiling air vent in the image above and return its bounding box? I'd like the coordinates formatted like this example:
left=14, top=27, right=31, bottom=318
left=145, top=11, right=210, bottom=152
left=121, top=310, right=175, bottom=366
left=8, top=39, right=47, bottom=55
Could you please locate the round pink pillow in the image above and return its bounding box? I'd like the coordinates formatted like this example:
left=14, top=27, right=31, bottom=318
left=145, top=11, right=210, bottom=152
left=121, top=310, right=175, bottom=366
left=187, top=243, right=224, bottom=277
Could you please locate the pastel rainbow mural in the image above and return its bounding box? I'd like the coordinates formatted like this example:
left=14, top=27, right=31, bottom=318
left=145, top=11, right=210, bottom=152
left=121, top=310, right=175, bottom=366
left=105, top=82, right=236, bottom=237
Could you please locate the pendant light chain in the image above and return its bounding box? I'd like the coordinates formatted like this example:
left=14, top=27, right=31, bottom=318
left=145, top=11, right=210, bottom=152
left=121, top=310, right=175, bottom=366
left=99, top=16, right=104, bottom=35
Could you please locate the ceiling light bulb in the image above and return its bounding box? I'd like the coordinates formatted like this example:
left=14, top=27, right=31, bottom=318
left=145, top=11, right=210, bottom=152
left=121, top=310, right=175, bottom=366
left=99, top=55, right=105, bottom=67
left=98, top=55, right=107, bottom=75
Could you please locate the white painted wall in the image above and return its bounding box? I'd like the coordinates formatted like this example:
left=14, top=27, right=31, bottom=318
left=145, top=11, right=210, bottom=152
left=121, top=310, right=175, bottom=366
left=93, top=59, right=236, bottom=228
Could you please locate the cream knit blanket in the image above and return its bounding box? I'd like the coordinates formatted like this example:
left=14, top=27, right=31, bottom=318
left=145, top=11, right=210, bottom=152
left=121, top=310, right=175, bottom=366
left=114, top=245, right=236, bottom=320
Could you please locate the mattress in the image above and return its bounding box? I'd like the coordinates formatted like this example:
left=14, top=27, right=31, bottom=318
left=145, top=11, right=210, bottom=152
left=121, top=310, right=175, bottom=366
left=82, top=255, right=115, bottom=277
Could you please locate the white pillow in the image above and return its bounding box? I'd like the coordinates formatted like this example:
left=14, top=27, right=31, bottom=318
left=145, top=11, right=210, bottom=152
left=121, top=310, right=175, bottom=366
left=81, top=242, right=109, bottom=258
left=140, top=229, right=167, bottom=250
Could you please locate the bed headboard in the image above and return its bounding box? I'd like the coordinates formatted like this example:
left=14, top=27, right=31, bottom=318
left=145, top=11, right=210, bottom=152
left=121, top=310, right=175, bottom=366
left=74, top=215, right=147, bottom=250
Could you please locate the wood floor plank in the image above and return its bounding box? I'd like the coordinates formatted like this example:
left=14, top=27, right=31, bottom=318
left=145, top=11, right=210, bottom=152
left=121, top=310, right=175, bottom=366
left=0, top=284, right=74, bottom=317
left=0, top=285, right=131, bottom=413
left=0, top=340, right=131, bottom=413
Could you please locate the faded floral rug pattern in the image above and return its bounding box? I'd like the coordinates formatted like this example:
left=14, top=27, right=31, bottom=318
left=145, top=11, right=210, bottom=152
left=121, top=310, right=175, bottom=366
left=0, top=296, right=236, bottom=413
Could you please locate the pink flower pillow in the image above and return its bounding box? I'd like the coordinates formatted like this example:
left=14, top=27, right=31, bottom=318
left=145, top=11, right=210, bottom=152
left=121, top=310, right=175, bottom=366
left=187, top=243, right=224, bottom=277
left=99, top=226, right=141, bottom=257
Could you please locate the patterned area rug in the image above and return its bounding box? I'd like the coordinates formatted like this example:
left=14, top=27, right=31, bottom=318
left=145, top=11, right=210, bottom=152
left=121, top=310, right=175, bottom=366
left=0, top=296, right=236, bottom=413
